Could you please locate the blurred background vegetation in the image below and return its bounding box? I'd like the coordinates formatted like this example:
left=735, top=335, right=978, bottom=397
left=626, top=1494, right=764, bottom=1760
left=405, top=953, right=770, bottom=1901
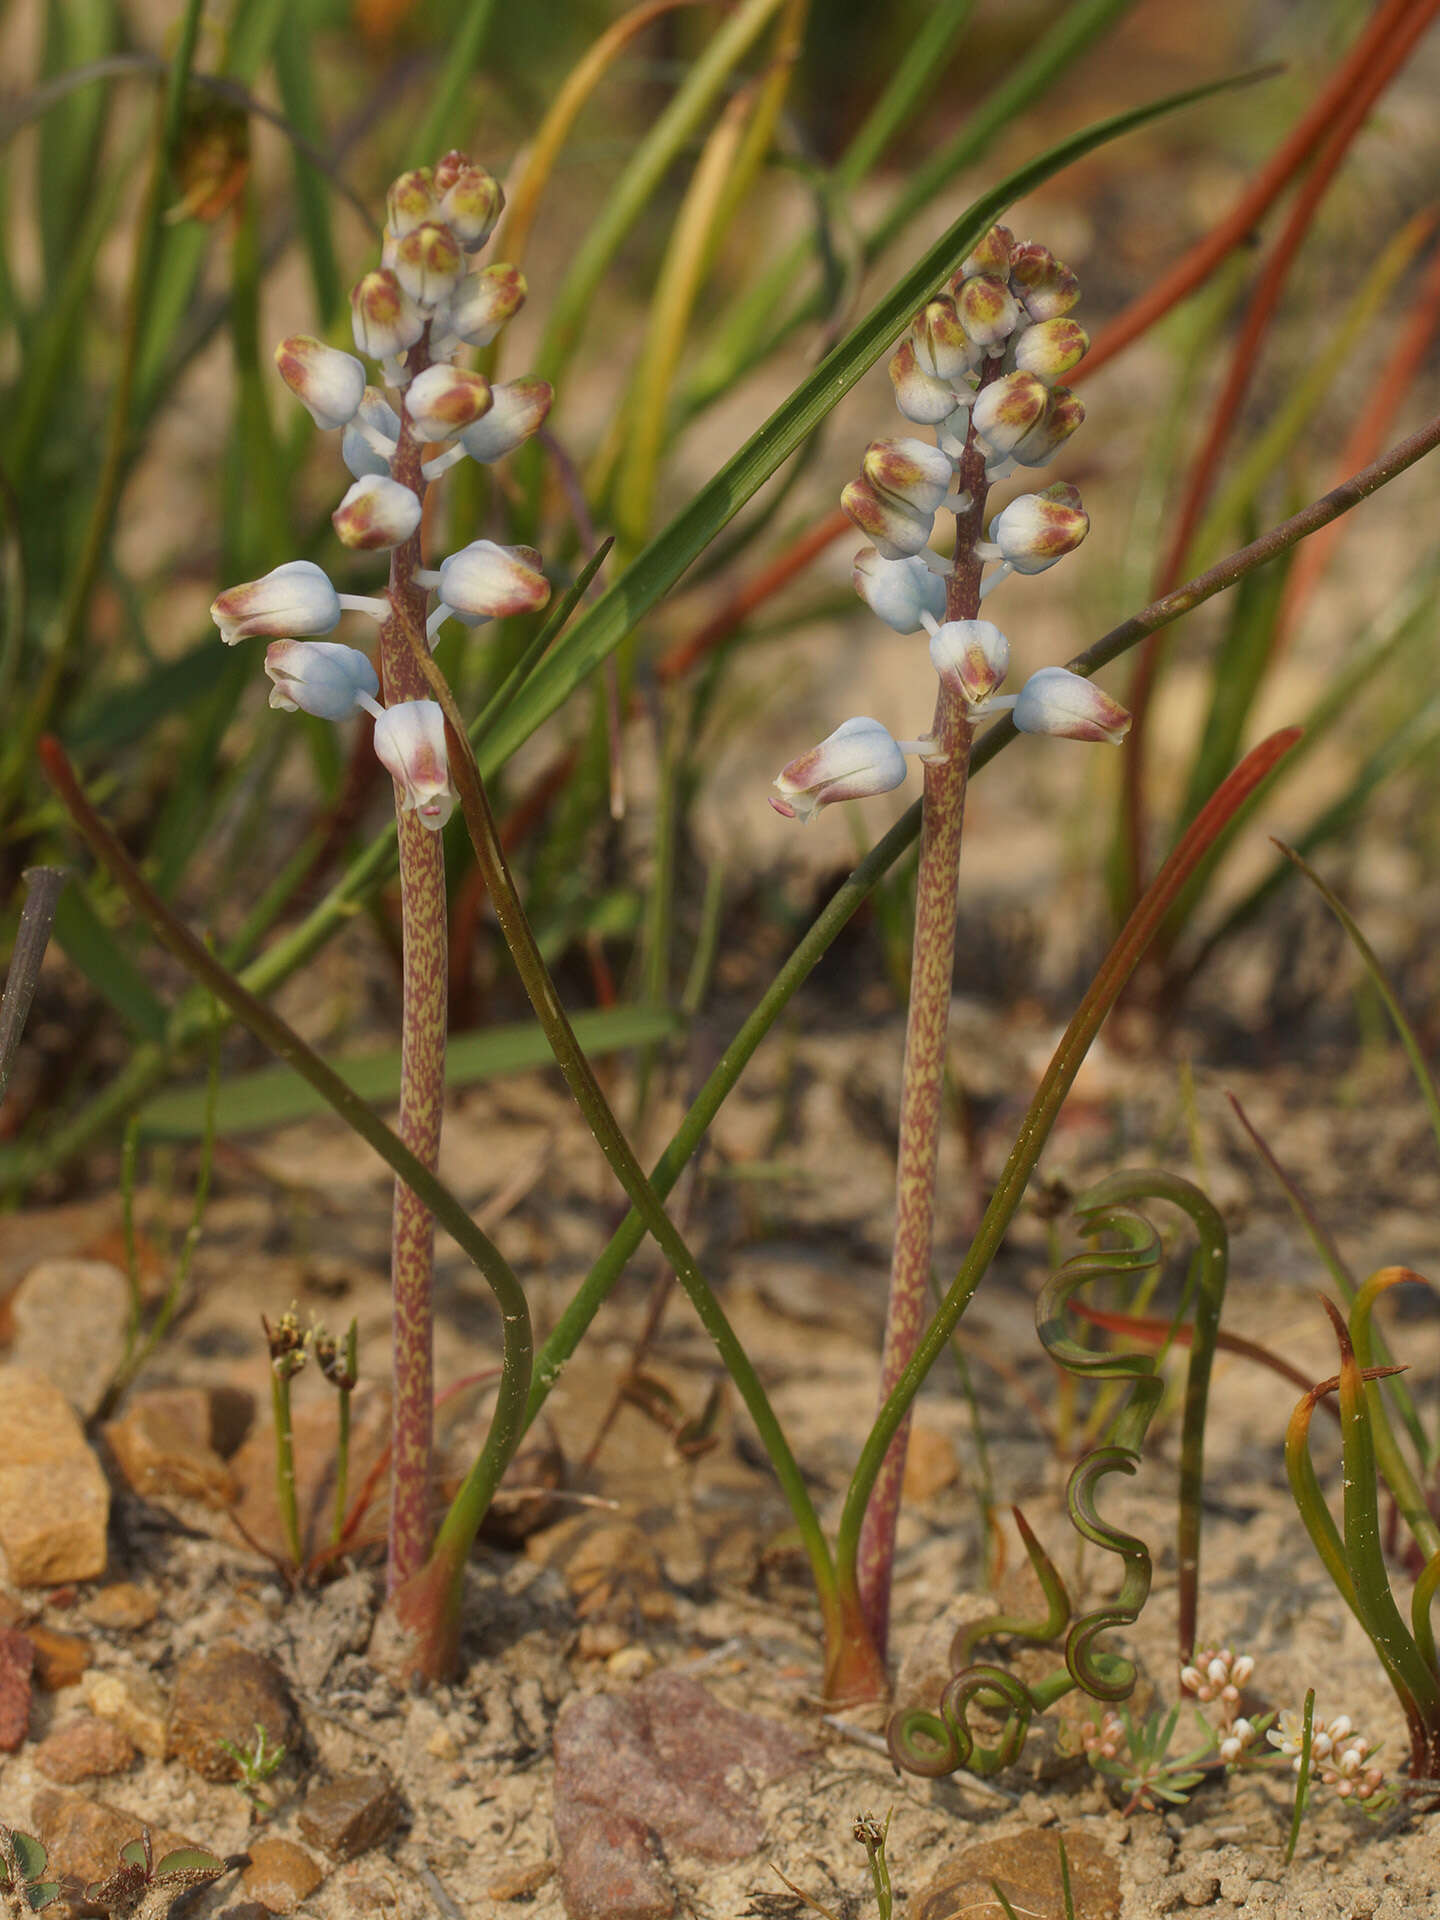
left=3, top=0, right=1439, bottom=1194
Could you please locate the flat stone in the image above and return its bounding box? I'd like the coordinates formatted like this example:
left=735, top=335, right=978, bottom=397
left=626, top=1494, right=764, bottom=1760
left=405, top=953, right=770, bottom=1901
left=9, top=1261, right=130, bottom=1419
left=296, top=1772, right=403, bottom=1861
left=82, top=1584, right=159, bottom=1632
left=0, top=1624, right=34, bottom=1751
left=239, top=1839, right=323, bottom=1913
left=28, top=1624, right=90, bottom=1690
left=553, top=1801, right=672, bottom=1920
left=103, top=1389, right=236, bottom=1509
left=552, top=1672, right=813, bottom=1888
left=81, top=1669, right=168, bottom=1758
left=29, top=1791, right=194, bottom=1892
left=0, top=1370, right=110, bottom=1585
left=33, top=1716, right=136, bottom=1784
left=167, top=1642, right=297, bottom=1782
left=912, top=1829, right=1121, bottom=1920
left=902, top=1425, right=961, bottom=1501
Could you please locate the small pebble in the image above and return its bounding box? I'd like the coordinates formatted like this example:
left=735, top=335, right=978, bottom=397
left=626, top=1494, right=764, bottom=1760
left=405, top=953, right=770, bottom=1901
left=33, top=1716, right=135, bottom=1784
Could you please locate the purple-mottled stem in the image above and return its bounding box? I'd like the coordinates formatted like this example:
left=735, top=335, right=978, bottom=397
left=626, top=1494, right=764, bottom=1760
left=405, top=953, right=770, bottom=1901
left=380, top=346, right=449, bottom=1590
left=855, top=369, right=996, bottom=1654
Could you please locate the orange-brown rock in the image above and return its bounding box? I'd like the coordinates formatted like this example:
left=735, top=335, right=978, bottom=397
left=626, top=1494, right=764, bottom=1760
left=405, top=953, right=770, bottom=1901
left=0, top=1371, right=109, bottom=1584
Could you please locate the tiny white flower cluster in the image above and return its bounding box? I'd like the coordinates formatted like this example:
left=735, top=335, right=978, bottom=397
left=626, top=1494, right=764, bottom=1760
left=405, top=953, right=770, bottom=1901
left=772, top=225, right=1129, bottom=824
left=211, top=153, right=553, bottom=833
left=1268, top=1709, right=1387, bottom=1801
left=1179, top=1645, right=1256, bottom=1707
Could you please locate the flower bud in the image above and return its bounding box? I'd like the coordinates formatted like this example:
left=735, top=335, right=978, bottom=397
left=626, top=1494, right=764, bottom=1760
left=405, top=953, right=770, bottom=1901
left=956, top=273, right=1020, bottom=350
left=351, top=268, right=425, bottom=360
left=1013, top=668, right=1130, bottom=744
left=771, top=717, right=908, bottom=823
left=212, top=560, right=341, bottom=645
left=438, top=540, right=550, bottom=621
left=912, top=296, right=976, bottom=381
left=851, top=549, right=947, bottom=633
left=929, top=618, right=1009, bottom=704
left=958, top=225, right=1014, bottom=279
left=273, top=335, right=366, bottom=430
left=445, top=263, right=527, bottom=346
left=386, top=167, right=437, bottom=237
left=1008, top=242, right=1080, bottom=320
left=332, top=474, right=423, bottom=551
left=405, top=364, right=493, bottom=442
left=1009, top=387, right=1085, bottom=468
left=342, top=388, right=402, bottom=480
left=889, top=339, right=960, bottom=425
left=990, top=484, right=1089, bottom=572
left=862, top=437, right=954, bottom=513
left=432, top=149, right=468, bottom=194
left=440, top=164, right=504, bottom=251
left=1012, top=316, right=1089, bottom=384
left=457, top=377, right=552, bottom=462
left=264, top=640, right=379, bottom=718
left=841, top=474, right=933, bottom=560
left=970, top=371, right=1049, bottom=457
left=392, top=221, right=464, bottom=306
left=372, top=699, right=457, bottom=829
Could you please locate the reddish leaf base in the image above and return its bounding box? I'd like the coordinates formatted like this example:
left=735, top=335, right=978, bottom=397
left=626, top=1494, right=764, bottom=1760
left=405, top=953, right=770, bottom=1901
left=369, top=1544, right=467, bottom=1684
left=821, top=1588, right=890, bottom=1707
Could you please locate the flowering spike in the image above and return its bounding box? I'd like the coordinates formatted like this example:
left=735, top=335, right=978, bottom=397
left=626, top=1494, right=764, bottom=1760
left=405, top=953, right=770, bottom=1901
left=405, top=364, right=493, bottom=442
left=989, top=484, right=1089, bottom=572
left=969, top=372, right=1049, bottom=458
left=444, top=264, right=527, bottom=347
left=341, top=388, right=402, bottom=480
left=264, top=641, right=379, bottom=717
left=841, top=474, right=934, bottom=560
left=888, top=339, right=960, bottom=426
left=392, top=222, right=464, bottom=307
left=1012, top=667, right=1130, bottom=744
left=457, top=377, right=553, bottom=462
left=371, top=700, right=457, bottom=829
left=955, top=273, right=1019, bottom=351
left=912, top=296, right=977, bottom=381
left=437, top=541, right=550, bottom=623
left=273, top=335, right=366, bottom=430
left=386, top=167, right=437, bottom=238
left=861, top=437, right=955, bottom=514
left=1012, top=316, right=1089, bottom=385
left=851, top=549, right=948, bottom=633
left=1010, top=388, right=1085, bottom=469
left=211, top=561, right=341, bottom=645
left=351, top=269, right=426, bottom=360
left=431, top=149, right=467, bottom=194
left=928, top=619, right=1010, bottom=704
left=771, top=717, right=908, bottom=823
left=1008, top=241, right=1080, bottom=320
left=439, top=164, right=504, bottom=251
left=332, top=474, right=423, bottom=551
left=957, top=224, right=1014, bottom=280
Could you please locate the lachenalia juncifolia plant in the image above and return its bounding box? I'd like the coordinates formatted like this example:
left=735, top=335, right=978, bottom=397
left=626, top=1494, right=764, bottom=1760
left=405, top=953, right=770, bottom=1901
left=209, top=151, right=553, bottom=1618
left=771, top=227, right=1131, bottom=1665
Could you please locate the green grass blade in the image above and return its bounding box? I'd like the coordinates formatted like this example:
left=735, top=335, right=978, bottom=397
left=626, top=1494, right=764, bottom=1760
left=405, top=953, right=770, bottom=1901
left=687, top=0, right=1142, bottom=413
left=534, top=0, right=789, bottom=387
left=136, top=1004, right=680, bottom=1138
left=489, top=65, right=1268, bottom=775
left=1280, top=845, right=1440, bottom=1167
left=406, top=0, right=499, bottom=166
left=50, top=883, right=168, bottom=1043
left=272, top=7, right=342, bottom=325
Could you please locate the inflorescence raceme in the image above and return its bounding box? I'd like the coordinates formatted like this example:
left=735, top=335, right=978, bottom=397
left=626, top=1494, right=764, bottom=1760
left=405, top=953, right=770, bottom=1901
left=210, top=152, right=553, bottom=832
left=771, top=225, right=1130, bottom=824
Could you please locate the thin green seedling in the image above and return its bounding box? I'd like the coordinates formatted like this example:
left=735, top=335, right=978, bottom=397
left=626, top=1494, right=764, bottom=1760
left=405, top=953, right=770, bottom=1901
left=264, top=1308, right=307, bottom=1572
left=312, top=1318, right=360, bottom=1552
left=215, top=1721, right=287, bottom=1815
left=1285, top=1691, right=1317, bottom=1865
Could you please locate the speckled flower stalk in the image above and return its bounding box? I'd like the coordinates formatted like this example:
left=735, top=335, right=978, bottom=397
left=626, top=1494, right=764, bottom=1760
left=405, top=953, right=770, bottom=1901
left=210, top=152, right=553, bottom=1613
left=852, top=359, right=998, bottom=1654
left=779, top=226, right=1123, bottom=1689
